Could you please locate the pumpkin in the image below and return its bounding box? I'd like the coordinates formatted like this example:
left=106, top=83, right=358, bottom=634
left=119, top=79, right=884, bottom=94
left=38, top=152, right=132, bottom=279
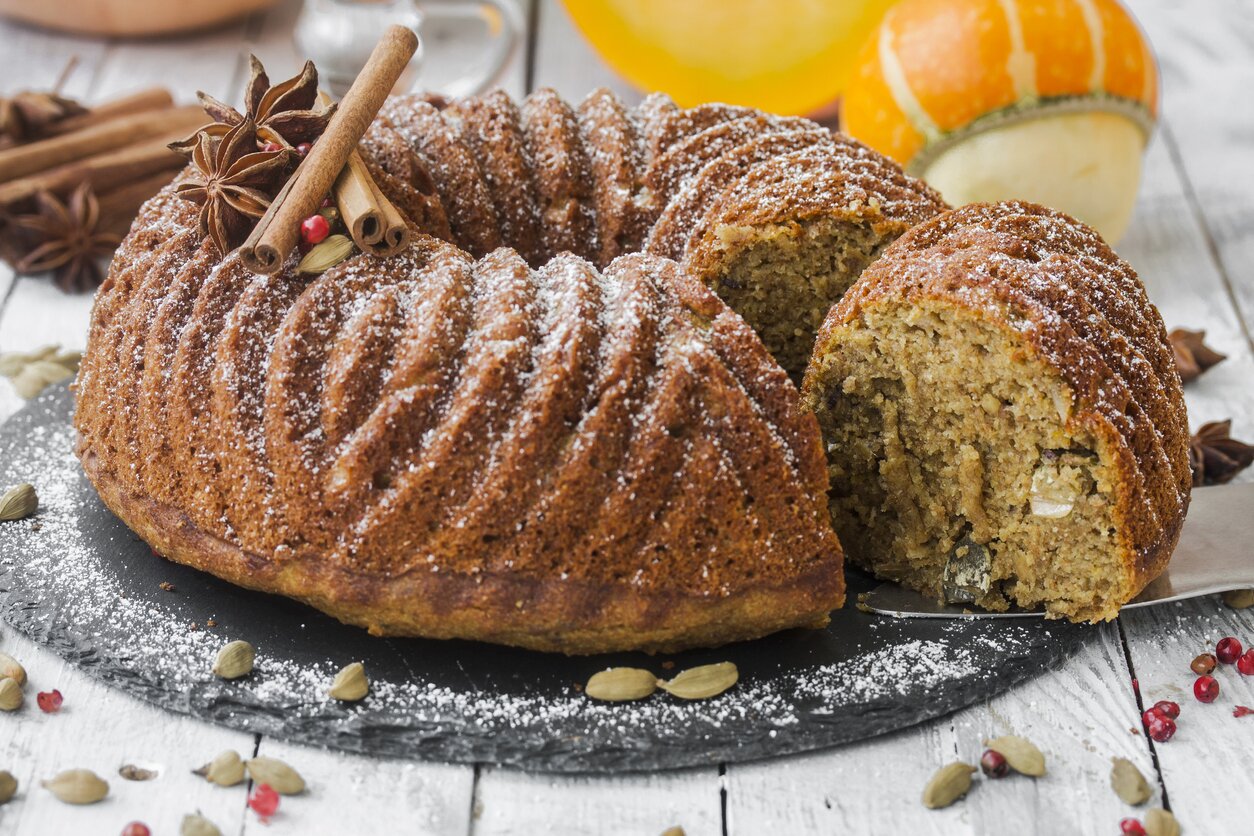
left=841, top=0, right=1157, bottom=242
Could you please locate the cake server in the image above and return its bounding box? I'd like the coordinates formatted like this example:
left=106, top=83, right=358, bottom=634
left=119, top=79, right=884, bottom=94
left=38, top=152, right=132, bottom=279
left=859, top=481, right=1254, bottom=619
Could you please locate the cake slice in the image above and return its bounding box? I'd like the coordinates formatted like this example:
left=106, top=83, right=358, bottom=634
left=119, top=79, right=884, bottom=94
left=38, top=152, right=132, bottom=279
left=801, top=202, right=1190, bottom=621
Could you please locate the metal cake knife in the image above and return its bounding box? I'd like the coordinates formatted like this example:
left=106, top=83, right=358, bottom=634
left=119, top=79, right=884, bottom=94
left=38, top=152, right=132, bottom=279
left=859, top=481, right=1254, bottom=619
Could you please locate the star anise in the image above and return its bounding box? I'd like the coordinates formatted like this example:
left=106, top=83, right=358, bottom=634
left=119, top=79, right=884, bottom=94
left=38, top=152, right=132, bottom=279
left=0, top=90, right=87, bottom=146
left=1169, top=328, right=1227, bottom=384
left=170, top=55, right=335, bottom=155
left=1188, top=420, right=1254, bottom=487
left=9, top=183, right=121, bottom=293
left=175, top=118, right=292, bottom=255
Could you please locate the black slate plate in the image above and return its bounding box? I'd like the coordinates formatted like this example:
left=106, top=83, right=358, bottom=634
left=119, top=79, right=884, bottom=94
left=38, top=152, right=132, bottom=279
left=0, top=384, right=1091, bottom=772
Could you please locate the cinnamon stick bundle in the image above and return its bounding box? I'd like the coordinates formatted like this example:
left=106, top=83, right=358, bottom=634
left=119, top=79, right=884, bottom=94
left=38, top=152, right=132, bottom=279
left=0, top=104, right=204, bottom=182
left=0, top=126, right=189, bottom=208
left=241, top=25, right=418, bottom=274
left=47, top=88, right=175, bottom=138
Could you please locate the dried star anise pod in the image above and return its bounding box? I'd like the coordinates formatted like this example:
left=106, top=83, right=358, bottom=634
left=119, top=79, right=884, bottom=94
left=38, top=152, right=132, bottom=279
left=175, top=118, right=291, bottom=255
left=1169, top=328, right=1227, bottom=384
left=0, top=90, right=87, bottom=145
left=170, top=55, right=335, bottom=154
left=10, top=183, right=121, bottom=293
left=1188, top=420, right=1254, bottom=486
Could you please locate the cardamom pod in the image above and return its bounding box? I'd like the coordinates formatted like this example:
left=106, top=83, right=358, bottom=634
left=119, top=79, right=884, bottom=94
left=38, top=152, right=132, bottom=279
left=1111, top=757, right=1152, bottom=805
left=181, top=813, right=224, bottom=836
left=41, top=769, right=109, bottom=804
left=657, top=662, right=738, bottom=700
left=118, top=764, right=157, bottom=781
left=0, top=677, right=22, bottom=711
left=13, top=360, right=74, bottom=399
left=1223, top=589, right=1254, bottom=609
left=328, top=661, right=369, bottom=701
left=0, top=770, right=16, bottom=805
left=0, top=651, right=27, bottom=686
left=922, top=762, right=976, bottom=809
left=1145, top=807, right=1180, bottom=836
left=984, top=735, right=1046, bottom=776
left=297, top=234, right=355, bottom=275
left=245, top=756, right=305, bottom=795
left=212, top=640, right=254, bottom=680
left=193, top=750, right=245, bottom=786
left=0, top=345, right=57, bottom=378
left=585, top=667, right=658, bottom=702
left=0, top=483, right=37, bottom=521
left=660, top=828, right=686, bottom=836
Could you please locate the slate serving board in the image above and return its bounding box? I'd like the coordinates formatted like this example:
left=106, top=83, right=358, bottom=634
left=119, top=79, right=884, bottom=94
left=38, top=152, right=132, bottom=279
left=0, top=384, right=1091, bottom=772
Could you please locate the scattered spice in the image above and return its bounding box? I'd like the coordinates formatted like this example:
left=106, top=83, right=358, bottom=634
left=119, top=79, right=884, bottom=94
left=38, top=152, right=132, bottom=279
left=9, top=183, right=121, bottom=292
left=245, top=756, right=305, bottom=795
left=170, top=56, right=334, bottom=153
left=1216, top=636, right=1243, bottom=664
left=1190, top=652, right=1217, bottom=675
left=1111, top=757, right=1152, bottom=805
left=1223, top=589, right=1254, bottom=609
left=982, top=735, right=1046, bottom=776
left=584, top=667, right=658, bottom=702
left=979, top=748, right=1008, bottom=778
left=36, top=688, right=63, bottom=713
left=174, top=119, right=290, bottom=255
left=158, top=581, right=175, bottom=592
left=1188, top=420, right=1254, bottom=486
left=1238, top=651, right=1254, bottom=676
left=1168, top=327, right=1226, bottom=383
left=0, top=770, right=16, bottom=805
left=658, top=662, right=739, bottom=700
left=296, top=233, right=355, bottom=274
left=1121, top=819, right=1148, bottom=836
left=211, top=639, right=254, bottom=680
left=118, top=764, right=157, bottom=781
left=248, top=783, right=280, bottom=822
left=193, top=749, right=245, bottom=786
left=0, top=651, right=27, bottom=686
left=1151, top=700, right=1180, bottom=719
left=0, top=483, right=38, bottom=521
left=1144, top=807, right=1181, bottom=836
left=0, top=89, right=87, bottom=146
left=121, top=822, right=151, bottom=836
left=41, top=768, right=108, bottom=804
left=1193, top=674, right=1219, bottom=703
left=1234, top=706, right=1253, bottom=718
left=0, top=678, right=22, bottom=711
left=660, top=828, right=685, bottom=836
left=180, top=813, right=223, bottom=836
left=327, top=661, right=369, bottom=702
left=921, top=762, right=975, bottom=809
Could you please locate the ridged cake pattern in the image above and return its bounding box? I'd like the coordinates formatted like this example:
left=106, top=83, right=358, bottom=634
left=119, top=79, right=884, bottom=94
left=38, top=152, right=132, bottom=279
left=76, top=86, right=951, bottom=652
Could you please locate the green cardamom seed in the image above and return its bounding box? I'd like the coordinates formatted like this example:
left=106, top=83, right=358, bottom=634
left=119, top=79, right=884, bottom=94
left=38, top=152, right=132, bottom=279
left=0, top=770, right=17, bottom=805
left=584, top=667, right=658, bottom=702
left=193, top=750, right=245, bottom=786
left=212, top=640, right=254, bottom=680
left=1111, top=757, right=1152, bottom=805
left=0, top=483, right=37, bottom=522
left=297, top=234, right=355, bottom=275
left=1145, top=807, right=1180, bottom=836
left=245, top=756, right=305, bottom=795
left=657, top=662, right=738, bottom=700
left=328, top=662, right=369, bottom=702
left=984, top=735, right=1046, bottom=776
left=0, top=678, right=22, bottom=711
left=1223, top=589, right=1254, bottom=609
left=181, top=813, right=223, bottom=836
left=41, top=769, right=109, bottom=804
left=0, top=651, right=27, bottom=686
left=922, top=762, right=976, bottom=809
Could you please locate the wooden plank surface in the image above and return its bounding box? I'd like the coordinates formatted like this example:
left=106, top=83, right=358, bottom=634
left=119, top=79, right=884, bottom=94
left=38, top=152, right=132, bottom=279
left=0, top=0, right=1252, bottom=832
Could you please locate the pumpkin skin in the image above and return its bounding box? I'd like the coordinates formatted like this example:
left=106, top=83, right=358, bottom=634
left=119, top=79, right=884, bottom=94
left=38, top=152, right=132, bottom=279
left=841, top=0, right=1157, bottom=242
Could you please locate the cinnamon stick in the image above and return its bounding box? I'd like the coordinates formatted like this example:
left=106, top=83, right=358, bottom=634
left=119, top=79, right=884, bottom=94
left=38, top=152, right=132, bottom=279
left=48, top=88, right=175, bottom=138
left=0, top=105, right=204, bottom=183
left=365, top=168, right=410, bottom=257
left=241, top=25, right=418, bottom=275
left=0, top=127, right=188, bottom=208
left=334, top=149, right=385, bottom=246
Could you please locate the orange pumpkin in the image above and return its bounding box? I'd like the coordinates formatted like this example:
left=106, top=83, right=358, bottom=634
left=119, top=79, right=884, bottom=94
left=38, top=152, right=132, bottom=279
left=842, top=0, right=1157, bottom=241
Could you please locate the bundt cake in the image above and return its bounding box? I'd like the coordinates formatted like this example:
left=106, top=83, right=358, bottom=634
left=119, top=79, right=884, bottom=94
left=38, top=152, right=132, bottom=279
left=800, top=202, right=1190, bottom=622
left=74, top=85, right=956, bottom=653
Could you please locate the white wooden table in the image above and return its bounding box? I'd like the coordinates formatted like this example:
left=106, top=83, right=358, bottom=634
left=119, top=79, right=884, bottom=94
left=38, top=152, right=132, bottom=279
left=1, top=1, right=1252, bottom=833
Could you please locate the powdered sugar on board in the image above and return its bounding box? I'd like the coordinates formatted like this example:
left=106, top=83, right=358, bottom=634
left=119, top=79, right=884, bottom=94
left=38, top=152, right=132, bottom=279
left=0, top=385, right=1091, bottom=772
